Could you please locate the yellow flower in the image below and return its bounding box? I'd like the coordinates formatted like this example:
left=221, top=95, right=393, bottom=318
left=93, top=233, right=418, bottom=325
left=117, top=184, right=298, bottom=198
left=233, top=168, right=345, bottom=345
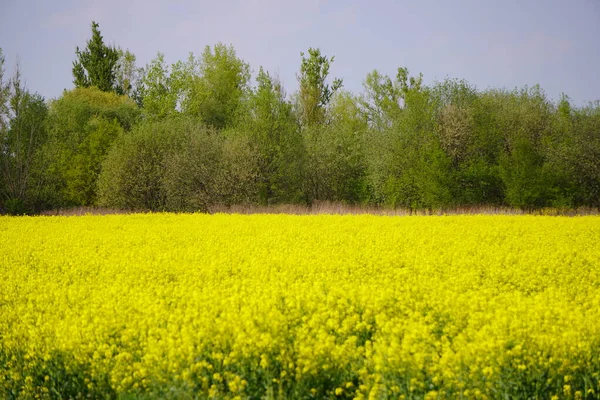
left=0, top=214, right=598, bottom=397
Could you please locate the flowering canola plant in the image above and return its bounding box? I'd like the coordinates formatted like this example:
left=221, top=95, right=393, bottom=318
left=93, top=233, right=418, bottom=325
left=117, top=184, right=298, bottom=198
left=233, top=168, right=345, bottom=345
left=1, top=214, right=599, bottom=399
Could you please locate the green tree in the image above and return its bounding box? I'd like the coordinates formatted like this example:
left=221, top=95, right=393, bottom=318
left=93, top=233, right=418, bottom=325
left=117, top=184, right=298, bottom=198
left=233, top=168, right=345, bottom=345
left=72, top=21, right=120, bottom=93
left=302, top=91, right=368, bottom=204
left=137, top=52, right=180, bottom=120
left=296, top=48, right=343, bottom=128
left=491, top=86, right=554, bottom=208
left=361, top=68, right=452, bottom=209
left=44, top=87, right=139, bottom=206
left=161, top=124, right=226, bottom=212
left=390, top=85, right=452, bottom=209
left=98, top=118, right=189, bottom=211
left=183, top=44, right=251, bottom=130
left=359, top=70, right=403, bottom=131
left=0, top=60, right=48, bottom=214
left=430, top=78, right=504, bottom=205
left=0, top=49, right=9, bottom=132
left=114, top=49, right=138, bottom=97
left=239, top=67, right=304, bottom=204
left=564, top=101, right=600, bottom=207
left=136, top=45, right=250, bottom=128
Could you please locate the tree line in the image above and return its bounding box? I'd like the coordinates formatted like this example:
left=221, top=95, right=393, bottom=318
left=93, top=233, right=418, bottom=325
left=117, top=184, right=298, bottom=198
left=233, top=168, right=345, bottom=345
left=1, top=21, right=599, bottom=215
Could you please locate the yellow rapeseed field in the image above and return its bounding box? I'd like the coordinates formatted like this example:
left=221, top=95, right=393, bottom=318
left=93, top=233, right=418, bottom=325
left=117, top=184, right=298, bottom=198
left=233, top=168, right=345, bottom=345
left=1, top=214, right=599, bottom=399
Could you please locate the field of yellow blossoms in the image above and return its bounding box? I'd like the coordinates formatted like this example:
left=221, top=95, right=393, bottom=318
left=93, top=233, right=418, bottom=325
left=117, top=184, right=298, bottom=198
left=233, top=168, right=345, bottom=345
left=1, top=214, right=600, bottom=399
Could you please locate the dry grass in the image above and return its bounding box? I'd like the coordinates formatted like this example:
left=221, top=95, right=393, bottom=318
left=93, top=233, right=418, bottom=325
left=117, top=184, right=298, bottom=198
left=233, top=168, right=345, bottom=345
left=39, top=206, right=138, bottom=216
left=38, top=202, right=600, bottom=217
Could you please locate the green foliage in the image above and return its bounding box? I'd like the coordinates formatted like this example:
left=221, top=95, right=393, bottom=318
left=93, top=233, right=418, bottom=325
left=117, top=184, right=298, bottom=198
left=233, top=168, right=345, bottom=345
left=214, top=132, right=261, bottom=207
left=137, top=52, right=180, bottom=120
left=3, top=198, right=26, bottom=215
left=0, top=49, right=9, bottom=131
left=430, top=79, right=504, bottom=205
left=114, top=49, right=138, bottom=97
left=359, top=70, right=403, bottom=131
left=98, top=117, right=260, bottom=212
left=297, top=48, right=343, bottom=127
left=363, top=70, right=453, bottom=209
left=160, top=127, right=224, bottom=212
left=97, top=118, right=184, bottom=211
left=44, top=87, right=139, bottom=207
left=302, top=92, right=368, bottom=204
left=5, top=38, right=600, bottom=213
left=72, top=21, right=121, bottom=93
left=499, top=136, right=547, bottom=208
left=485, top=87, right=555, bottom=208
left=546, top=100, right=600, bottom=208
left=136, top=45, right=250, bottom=130
left=0, top=347, right=115, bottom=399
left=183, top=44, right=251, bottom=130
left=238, top=67, right=304, bottom=204
left=0, top=59, right=49, bottom=214
left=391, top=88, right=453, bottom=209
left=570, top=103, right=600, bottom=206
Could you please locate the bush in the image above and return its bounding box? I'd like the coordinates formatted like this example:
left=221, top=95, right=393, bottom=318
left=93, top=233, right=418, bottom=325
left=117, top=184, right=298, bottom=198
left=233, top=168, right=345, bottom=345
left=3, top=198, right=26, bottom=215
left=98, top=118, right=261, bottom=212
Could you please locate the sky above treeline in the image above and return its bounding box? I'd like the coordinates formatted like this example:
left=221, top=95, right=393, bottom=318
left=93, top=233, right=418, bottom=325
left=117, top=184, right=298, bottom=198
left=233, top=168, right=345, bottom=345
left=1, top=0, right=599, bottom=106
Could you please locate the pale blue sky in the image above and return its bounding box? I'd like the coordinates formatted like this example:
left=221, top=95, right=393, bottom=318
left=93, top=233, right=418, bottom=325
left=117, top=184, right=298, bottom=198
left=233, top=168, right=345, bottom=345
left=1, top=0, right=599, bottom=105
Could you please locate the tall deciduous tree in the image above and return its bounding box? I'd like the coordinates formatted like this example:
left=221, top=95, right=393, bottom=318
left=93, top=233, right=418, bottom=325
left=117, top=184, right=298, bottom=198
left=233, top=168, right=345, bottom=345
left=296, top=48, right=343, bottom=128
left=0, top=59, right=48, bottom=214
left=359, top=70, right=403, bottom=131
left=571, top=102, right=600, bottom=206
left=241, top=67, right=303, bottom=204
left=302, top=91, right=368, bottom=204
left=137, top=52, right=180, bottom=120
left=72, top=21, right=120, bottom=93
left=184, top=43, right=251, bottom=130
left=115, top=49, right=138, bottom=97
left=0, top=49, right=9, bottom=132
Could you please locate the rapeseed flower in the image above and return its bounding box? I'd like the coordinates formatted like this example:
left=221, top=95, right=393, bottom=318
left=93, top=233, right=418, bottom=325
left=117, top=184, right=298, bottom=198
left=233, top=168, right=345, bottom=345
left=0, top=214, right=599, bottom=398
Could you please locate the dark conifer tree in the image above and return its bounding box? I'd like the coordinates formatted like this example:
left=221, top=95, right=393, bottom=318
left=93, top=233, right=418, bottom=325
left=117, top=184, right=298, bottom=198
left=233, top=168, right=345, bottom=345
left=72, top=21, right=120, bottom=93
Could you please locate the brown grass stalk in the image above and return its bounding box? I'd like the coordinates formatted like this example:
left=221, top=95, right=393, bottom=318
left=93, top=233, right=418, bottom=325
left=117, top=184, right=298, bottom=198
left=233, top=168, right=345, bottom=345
left=37, top=202, right=600, bottom=217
